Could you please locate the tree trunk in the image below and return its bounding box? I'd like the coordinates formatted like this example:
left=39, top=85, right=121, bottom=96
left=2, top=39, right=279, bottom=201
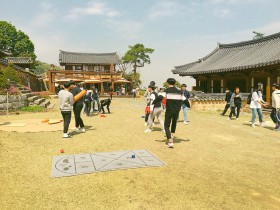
left=133, top=63, right=137, bottom=87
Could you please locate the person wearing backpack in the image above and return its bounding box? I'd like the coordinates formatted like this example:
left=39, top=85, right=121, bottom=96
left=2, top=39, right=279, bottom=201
left=228, top=87, right=242, bottom=121
left=250, top=84, right=267, bottom=128
left=271, top=83, right=280, bottom=131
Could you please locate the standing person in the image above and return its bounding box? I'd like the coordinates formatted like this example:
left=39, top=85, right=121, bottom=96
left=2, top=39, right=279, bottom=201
left=92, top=87, right=101, bottom=113
left=58, top=81, right=75, bottom=138
left=153, top=78, right=190, bottom=148
left=144, top=85, right=165, bottom=133
left=181, top=84, right=191, bottom=125
left=228, top=87, right=242, bottom=121
left=159, top=88, right=166, bottom=112
left=221, top=88, right=232, bottom=116
left=144, top=81, right=156, bottom=126
left=250, top=84, right=267, bottom=127
left=270, top=83, right=280, bottom=131
left=70, top=82, right=86, bottom=133
left=132, top=87, right=137, bottom=99
left=109, top=86, right=113, bottom=100
left=84, top=90, right=93, bottom=117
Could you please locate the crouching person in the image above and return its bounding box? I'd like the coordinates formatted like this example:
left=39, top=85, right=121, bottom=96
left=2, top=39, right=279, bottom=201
left=100, top=98, right=111, bottom=114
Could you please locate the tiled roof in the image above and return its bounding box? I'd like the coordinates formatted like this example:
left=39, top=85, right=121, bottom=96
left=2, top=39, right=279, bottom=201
left=7, top=57, right=33, bottom=64
left=172, top=32, right=280, bottom=76
left=0, top=50, right=12, bottom=56
left=59, top=50, right=120, bottom=65
left=190, top=93, right=250, bottom=101
left=0, top=58, right=37, bottom=76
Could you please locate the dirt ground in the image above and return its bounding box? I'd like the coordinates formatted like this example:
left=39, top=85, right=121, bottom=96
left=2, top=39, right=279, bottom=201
left=0, top=97, right=279, bottom=210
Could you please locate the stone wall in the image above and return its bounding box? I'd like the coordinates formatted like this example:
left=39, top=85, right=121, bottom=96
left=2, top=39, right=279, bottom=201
left=190, top=99, right=248, bottom=112
left=0, top=94, right=28, bottom=110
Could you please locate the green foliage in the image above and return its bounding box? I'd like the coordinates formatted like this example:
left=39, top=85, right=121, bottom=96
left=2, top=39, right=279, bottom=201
left=0, top=74, right=6, bottom=89
left=3, top=63, right=22, bottom=84
left=34, top=61, right=62, bottom=75
left=123, top=72, right=142, bottom=86
left=122, top=43, right=154, bottom=87
left=0, top=21, right=36, bottom=59
left=19, top=105, right=44, bottom=112
left=163, top=80, right=182, bottom=89
left=253, top=31, right=265, bottom=40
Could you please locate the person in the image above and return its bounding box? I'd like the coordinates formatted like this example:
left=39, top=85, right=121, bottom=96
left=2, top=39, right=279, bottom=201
left=58, top=81, right=75, bottom=138
left=144, top=85, right=165, bottom=133
left=159, top=88, right=166, bottom=112
left=228, top=87, right=242, bottom=121
left=92, top=87, right=101, bottom=113
left=144, top=81, right=156, bottom=126
left=271, top=83, right=280, bottom=131
left=84, top=90, right=93, bottom=117
left=181, top=84, right=191, bottom=125
left=109, top=86, right=113, bottom=100
left=153, top=78, right=190, bottom=148
left=132, top=88, right=137, bottom=99
left=221, top=88, right=232, bottom=116
left=70, top=82, right=86, bottom=133
left=250, top=84, right=267, bottom=127
left=100, top=98, right=111, bottom=114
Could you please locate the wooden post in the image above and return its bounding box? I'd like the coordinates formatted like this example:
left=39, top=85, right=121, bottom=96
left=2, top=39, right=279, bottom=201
left=221, top=79, right=224, bottom=93
left=277, top=77, right=280, bottom=84
left=251, top=77, right=254, bottom=92
left=266, top=77, right=271, bottom=103
left=211, top=79, right=213, bottom=93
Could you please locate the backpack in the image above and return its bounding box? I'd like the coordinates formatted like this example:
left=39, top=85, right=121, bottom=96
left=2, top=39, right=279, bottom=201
left=247, top=93, right=252, bottom=104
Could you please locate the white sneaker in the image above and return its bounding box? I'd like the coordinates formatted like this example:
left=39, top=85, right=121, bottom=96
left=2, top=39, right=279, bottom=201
left=167, top=142, right=174, bottom=148
left=144, top=129, right=152, bottom=133
left=260, top=122, right=265, bottom=127
left=184, top=121, right=188, bottom=125
left=144, top=122, right=147, bottom=126
left=236, top=118, right=239, bottom=121
left=251, top=124, right=256, bottom=128
left=80, top=128, right=86, bottom=133
left=63, top=133, right=72, bottom=138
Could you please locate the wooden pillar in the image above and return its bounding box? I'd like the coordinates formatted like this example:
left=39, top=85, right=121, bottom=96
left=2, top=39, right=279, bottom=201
left=266, top=77, right=271, bottom=103
left=277, top=77, right=280, bottom=84
left=110, top=63, right=114, bottom=73
left=198, top=80, right=201, bottom=91
left=221, top=79, right=224, bottom=93
left=100, top=82, right=104, bottom=94
left=251, top=77, right=254, bottom=92
left=211, top=79, right=214, bottom=93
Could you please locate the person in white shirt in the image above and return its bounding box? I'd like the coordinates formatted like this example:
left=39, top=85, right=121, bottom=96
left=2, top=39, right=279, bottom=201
left=250, top=84, right=267, bottom=127
left=271, top=83, right=280, bottom=131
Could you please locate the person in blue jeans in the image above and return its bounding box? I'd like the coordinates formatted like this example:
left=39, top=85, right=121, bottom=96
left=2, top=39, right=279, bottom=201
left=181, top=84, right=190, bottom=125
left=92, top=87, right=101, bottom=113
left=250, top=85, right=267, bottom=127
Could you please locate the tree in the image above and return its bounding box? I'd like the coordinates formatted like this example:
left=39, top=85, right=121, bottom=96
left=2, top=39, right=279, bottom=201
left=163, top=80, right=182, bottom=89
left=34, top=61, right=62, bottom=75
left=0, top=21, right=36, bottom=59
left=253, top=31, right=265, bottom=40
left=122, top=43, right=154, bottom=87
left=123, top=71, right=142, bottom=86
left=3, top=63, right=22, bottom=85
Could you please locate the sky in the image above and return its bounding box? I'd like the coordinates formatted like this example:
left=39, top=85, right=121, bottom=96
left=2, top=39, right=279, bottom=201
left=1, top=0, right=280, bottom=89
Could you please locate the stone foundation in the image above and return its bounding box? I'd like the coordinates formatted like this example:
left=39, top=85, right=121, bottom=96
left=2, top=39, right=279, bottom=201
left=0, top=94, right=28, bottom=110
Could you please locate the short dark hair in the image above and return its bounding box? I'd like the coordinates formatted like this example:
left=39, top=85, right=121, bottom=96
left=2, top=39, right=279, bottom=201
left=148, top=85, right=155, bottom=90
left=181, top=84, right=187, bottom=87
left=150, top=81, right=156, bottom=86
left=64, top=81, right=74, bottom=88
left=167, top=78, right=176, bottom=85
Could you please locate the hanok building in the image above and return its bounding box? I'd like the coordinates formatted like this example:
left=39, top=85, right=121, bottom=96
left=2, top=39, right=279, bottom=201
left=47, top=50, right=132, bottom=94
left=172, top=32, right=280, bottom=103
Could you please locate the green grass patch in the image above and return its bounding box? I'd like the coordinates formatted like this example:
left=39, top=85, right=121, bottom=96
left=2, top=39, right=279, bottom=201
left=19, top=105, right=44, bottom=112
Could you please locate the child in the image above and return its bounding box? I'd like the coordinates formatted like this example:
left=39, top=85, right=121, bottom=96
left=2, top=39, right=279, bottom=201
left=144, top=85, right=165, bottom=133
left=154, top=78, right=190, bottom=148
left=58, top=81, right=75, bottom=138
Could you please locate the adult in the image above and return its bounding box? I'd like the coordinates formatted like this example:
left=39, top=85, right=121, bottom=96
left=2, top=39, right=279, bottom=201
left=181, top=84, right=191, bottom=125
left=221, top=88, right=232, bottom=116
left=58, top=81, right=75, bottom=138
left=271, top=83, right=280, bottom=131
left=84, top=90, right=93, bottom=117
left=109, top=86, right=113, bottom=100
left=228, top=87, right=242, bottom=121
left=144, top=81, right=156, bottom=126
left=92, top=87, right=101, bottom=113
left=250, top=84, right=267, bottom=127
left=132, top=88, right=137, bottom=99
left=70, top=82, right=86, bottom=133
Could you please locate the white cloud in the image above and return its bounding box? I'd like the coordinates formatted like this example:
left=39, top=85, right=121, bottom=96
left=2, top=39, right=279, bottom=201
left=149, top=1, right=182, bottom=20
left=65, top=1, right=120, bottom=20
left=106, top=19, right=144, bottom=39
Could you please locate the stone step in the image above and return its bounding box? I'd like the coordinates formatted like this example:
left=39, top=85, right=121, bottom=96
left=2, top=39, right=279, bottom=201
left=34, top=98, right=45, bottom=105
left=23, top=93, right=35, bottom=98
left=46, top=103, right=55, bottom=110
left=20, top=90, right=31, bottom=94
left=40, top=100, right=51, bottom=108
left=28, top=95, right=39, bottom=102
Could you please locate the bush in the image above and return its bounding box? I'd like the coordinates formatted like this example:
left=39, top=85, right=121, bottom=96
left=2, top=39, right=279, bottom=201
left=3, top=64, right=22, bottom=85
left=19, top=105, right=44, bottom=112
left=32, top=91, right=52, bottom=99
left=0, top=85, right=21, bottom=95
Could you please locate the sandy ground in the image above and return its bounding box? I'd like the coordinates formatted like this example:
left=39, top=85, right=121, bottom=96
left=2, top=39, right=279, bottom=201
left=0, top=97, right=279, bottom=210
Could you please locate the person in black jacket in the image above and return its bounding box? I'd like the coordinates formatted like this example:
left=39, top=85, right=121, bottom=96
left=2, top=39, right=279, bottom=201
left=100, top=98, right=111, bottom=114
left=153, top=78, right=190, bottom=148
left=70, top=83, right=86, bottom=133
left=220, top=88, right=232, bottom=116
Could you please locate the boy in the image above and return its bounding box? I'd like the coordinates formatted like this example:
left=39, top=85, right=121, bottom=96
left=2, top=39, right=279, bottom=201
left=181, top=84, right=190, bottom=125
left=58, top=81, right=75, bottom=138
left=271, top=83, right=280, bottom=131
left=100, top=98, right=111, bottom=114
left=144, top=85, right=165, bottom=133
left=70, top=82, right=85, bottom=133
left=154, top=78, right=190, bottom=148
